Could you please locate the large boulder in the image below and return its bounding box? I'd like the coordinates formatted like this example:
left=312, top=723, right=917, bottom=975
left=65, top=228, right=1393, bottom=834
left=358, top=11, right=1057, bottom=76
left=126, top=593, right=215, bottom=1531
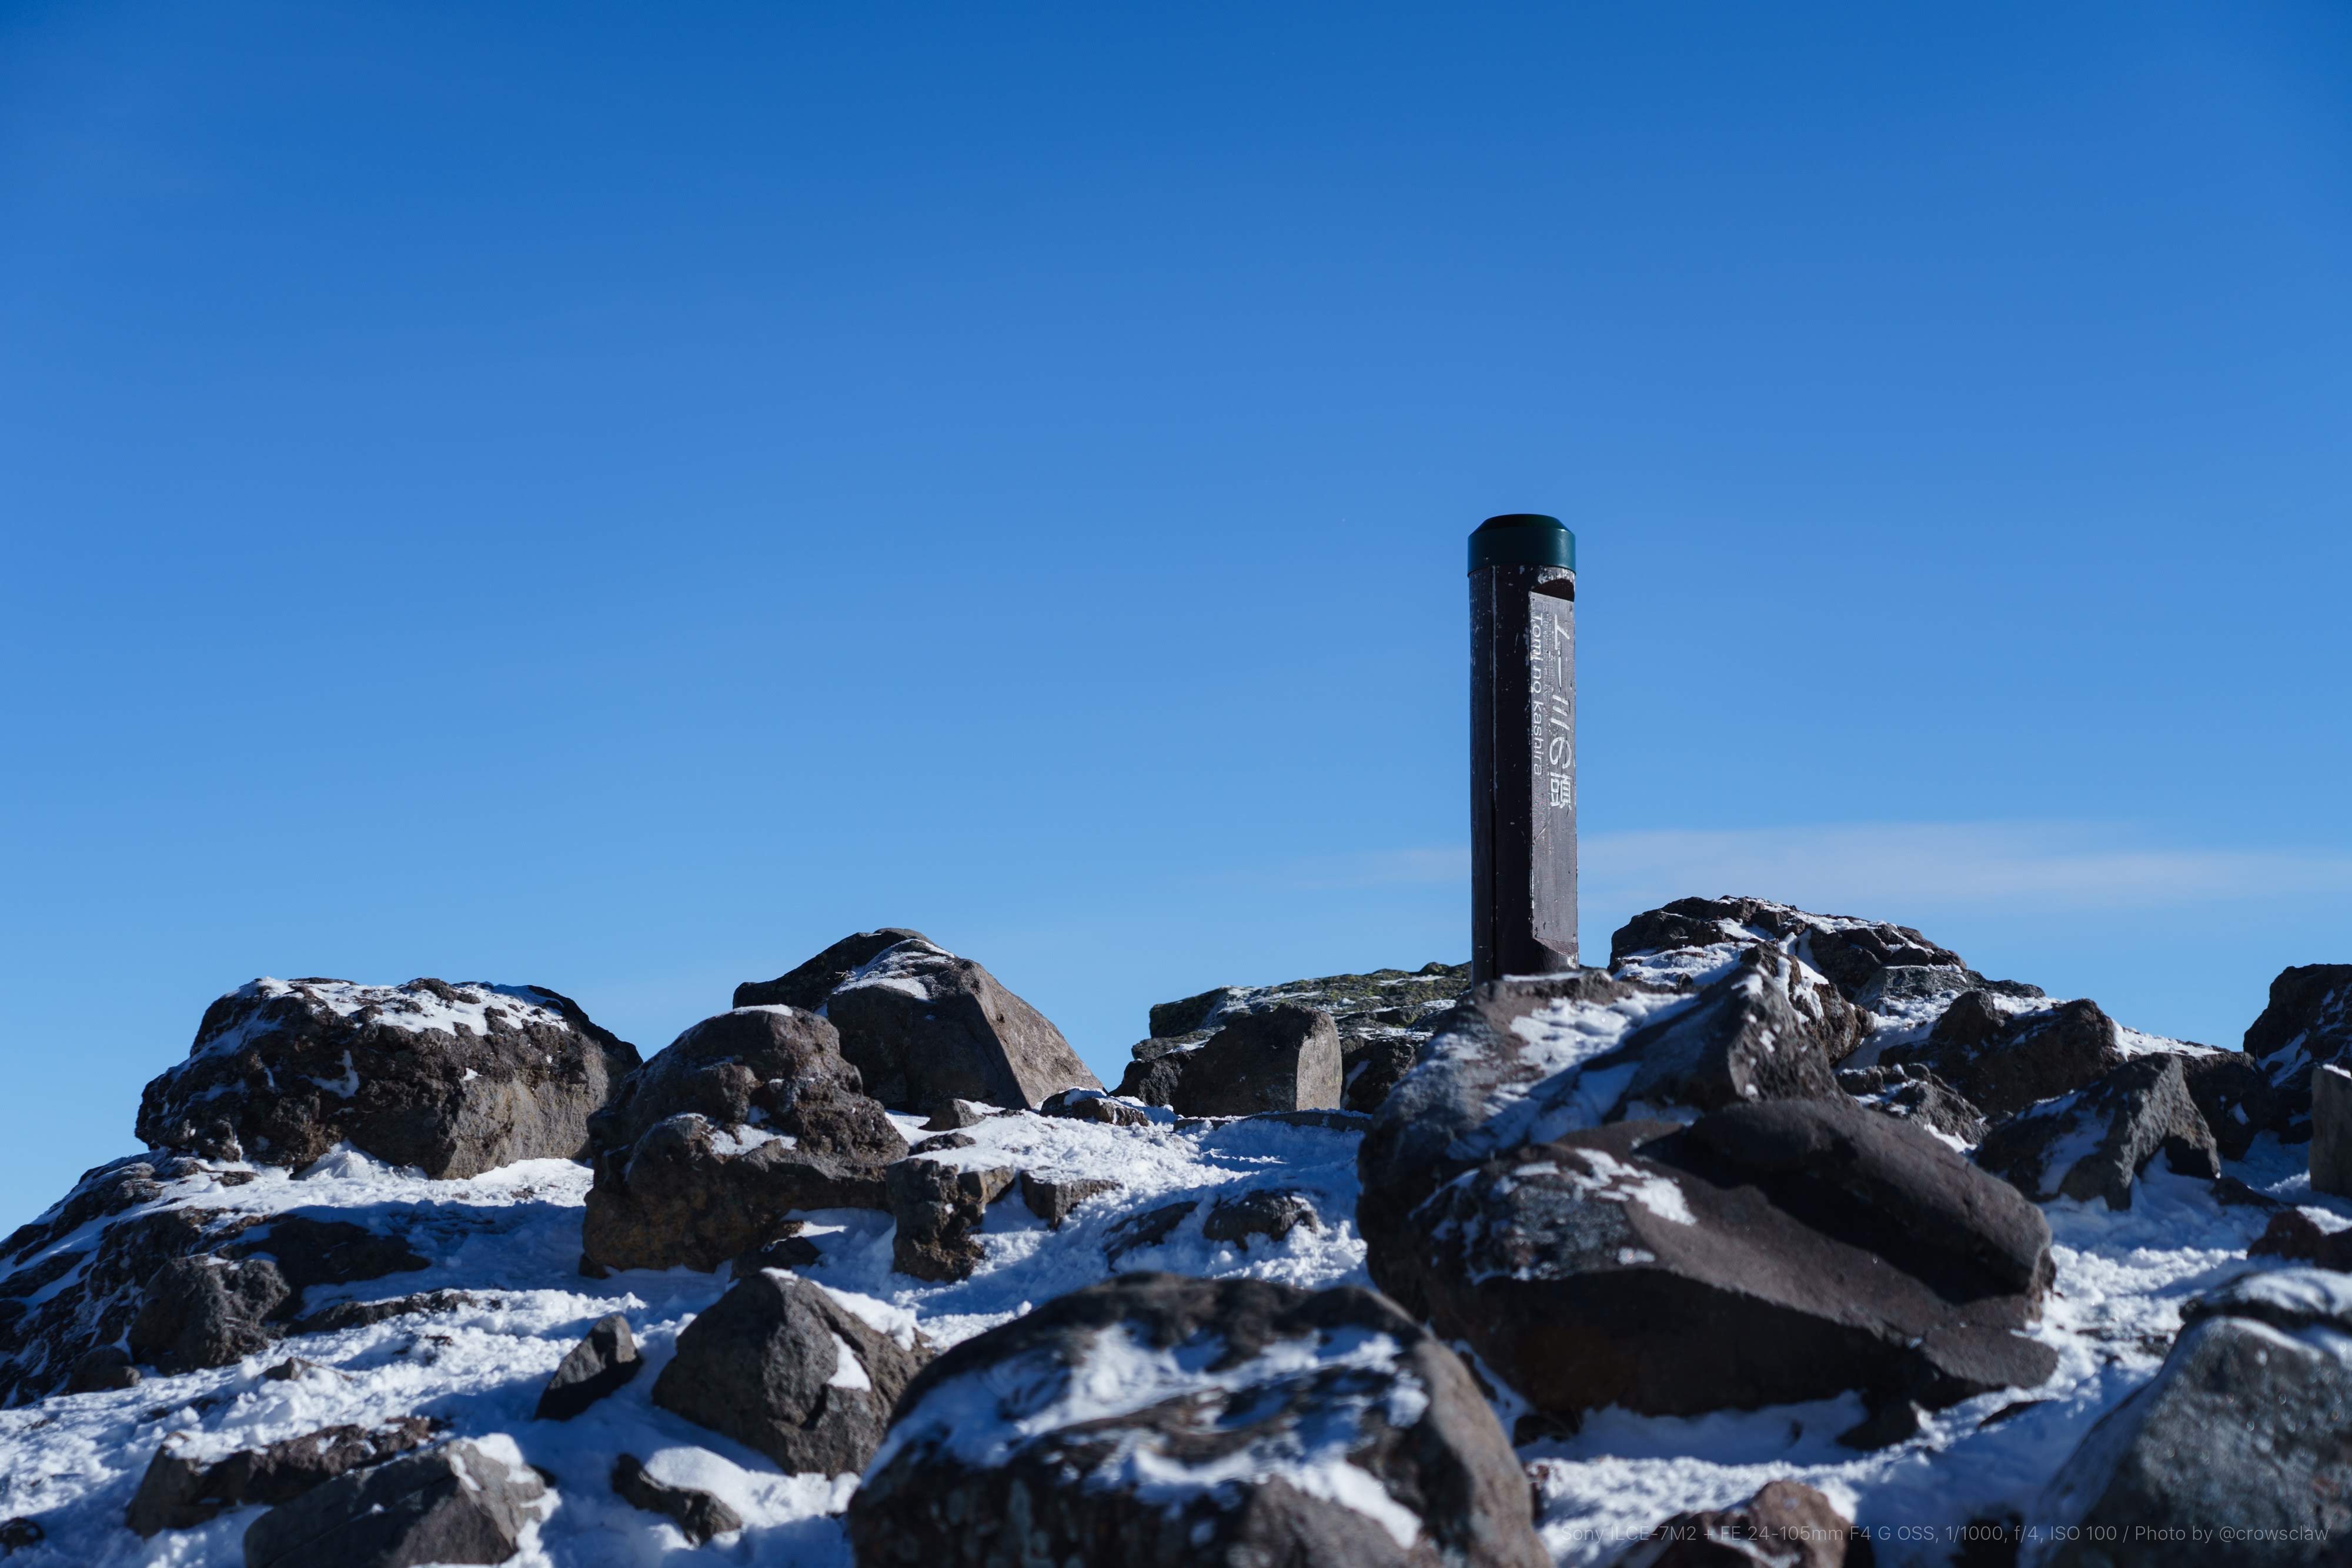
left=1582, top=946, right=1858, bottom=1116
left=1122, top=1004, right=1344, bottom=1118
left=136, top=978, right=639, bottom=1178
left=126, top=1417, right=434, bottom=1536
left=2027, top=1269, right=2352, bottom=1566
left=820, top=937, right=1098, bottom=1112
left=1128, top=962, right=1472, bottom=1114
left=2314, top=1064, right=2352, bottom=1198
left=651, top=1269, right=921, bottom=1476
left=1977, top=1055, right=2220, bottom=1209
left=1371, top=1052, right=2056, bottom=1425
left=1609, top=896, right=1963, bottom=999
left=734, top=928, right=931, bottom=1011
left=2243, top=964, right=2352, bottom=1139
left=846, top=1273, right=1548, bottom=1568
left=886, top=1156, right=1016, bottom=1282
left=1883, top=995, right=2129, bottom=1120
left=241, top=1439, right=546, bottom=1568
left=580, top=1008, right=906, bottom=1273
left=128, top=1255, right=288, bottom=1372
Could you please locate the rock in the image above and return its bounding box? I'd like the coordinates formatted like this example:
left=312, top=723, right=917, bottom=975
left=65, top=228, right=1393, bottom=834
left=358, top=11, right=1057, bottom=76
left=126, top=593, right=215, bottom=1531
left=919, top=1098, right=994, bottom=1131
left=733, top=928, right=930, bottom=1011
left=0, top=1519, right=38, bottom=1555
left=66, top=1346, right=140, bottom=1393
left=2248, top=1209, right=2352, bottom=1269
left=2029, top=1268, right=2352, bottom=1565
left=1153, top=1005, right=1343, bottom=1118
left=1201, top=1188, right=1321, bottom=1246
left=135, top=977, right=639, bottom=1178
left=1885, top=996, right=2127, bottom=1121
left=1130, top=962, right=1471, bottom=1115
left=128, top=1255, right=289, bottom=1372
left=730, top=1225, right=826, bottom=1276
left=2178, top=1052, right=2291, bottom=1161
left=1836, top=1399, right=1926, bottom=1452
left=227, top=1215, right=427, bottom=1301
left=609, top=1453, right=740, bottom=1546
left=2313, top=1064, right=2352, bottom=1198
left=534, top=1312, right=641, bottom=1421
left=1112, top=1053, right=1187, bottom=1104
left=846, top=1273, right=1547, bottom=1568
left=1379, top=1094, right=2055, bottom=1426
left=1838, top=1064, right=1990, bottom=1145
left=126, top=1417, right=433, bottom=1536
left=580, top=1006, right=904, bottom=1273
left=1610, top=896, right=1964, bottom=1000
left=241, top=1439, right=545, bottom=1568
left=1037, top=1088, right=1152, bottom=1126
left=650, top=1269, right=920, bottom=1475
left=1017, top=1173, right=1120, bottom=1229
left=288, top=1289, right=482, bottom=1335
left=1976, top=1056, right=2219, bottom=1209
left=2242, top=964, right=2352, bottom=1138
left=587, top=1006, right=904, bottom=1162
left=1102, top=1200, right=1198, bottom=1267
left=821, top=936, right=1099, bottom=1111
left=886, top=1157, right=1015, bottom=1282
left=582, top=1113, right=894, bottom=1273
left=1621, top=1479, right=1870, bottom=1567
left=1585, top=947, right=1855, bottom=1117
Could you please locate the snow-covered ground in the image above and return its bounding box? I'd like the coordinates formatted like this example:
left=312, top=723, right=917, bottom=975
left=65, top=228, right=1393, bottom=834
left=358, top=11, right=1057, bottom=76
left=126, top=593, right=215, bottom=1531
left=0, top=1072, right=2336, bottom=1565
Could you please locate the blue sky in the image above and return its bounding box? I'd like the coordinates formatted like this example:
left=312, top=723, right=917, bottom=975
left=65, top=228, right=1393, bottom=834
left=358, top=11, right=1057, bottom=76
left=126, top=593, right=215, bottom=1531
left=4, top=1, right=2347, bottom=1228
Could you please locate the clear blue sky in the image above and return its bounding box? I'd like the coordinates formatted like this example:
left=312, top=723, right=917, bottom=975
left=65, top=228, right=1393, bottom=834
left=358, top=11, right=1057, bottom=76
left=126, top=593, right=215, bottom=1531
left=5, top=1, right=2347, bottom=1228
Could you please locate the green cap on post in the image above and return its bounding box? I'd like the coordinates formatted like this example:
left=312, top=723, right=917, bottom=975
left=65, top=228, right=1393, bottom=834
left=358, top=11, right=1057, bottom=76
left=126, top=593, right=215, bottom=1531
left=1468, top=513, right=1575, bottom=574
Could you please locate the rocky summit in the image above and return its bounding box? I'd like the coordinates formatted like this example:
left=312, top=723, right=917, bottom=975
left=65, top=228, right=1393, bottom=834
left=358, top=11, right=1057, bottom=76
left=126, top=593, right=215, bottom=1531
left=1, top=910, right=2347, bottom=1566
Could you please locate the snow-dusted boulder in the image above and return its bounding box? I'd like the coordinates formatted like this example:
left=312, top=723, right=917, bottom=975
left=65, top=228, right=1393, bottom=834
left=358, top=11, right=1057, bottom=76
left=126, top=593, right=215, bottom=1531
left=579, top=1007, right=906, bottom=1273
left=884, top=1155, right=1015, bottom=1282
left=241, top=1438, right=546, bottom=1568
left=609, top=1453, right=740, bottom=1546
left=2028, top=1269, right=2352, bottom=1566
left=125, top=1416, right=433, bottom=1536
left=1621, top=1480, right=1865, bottom=1568
left=650, top=1270, right=921, bottom=1476
left=733, top=928, right=930, bottom=1011
left=1883, top=995, right=2130, bottom=1121
left=821, top=937, right=1099, bottom=1112
left=1390, top=1099, right=2056, bottom=1428
left=2242, top=962, right=2352, bottom=1139
left=1838, top=1062, right=1989, bottom=1144
left=126, top=1253, right=287, bottom=1373
left=1124, top=1004, right=1344, bottom=1118
left=2314, top=1063, right=2352, bottom=1198
left=534, top=1312, right=640, bottom=1421
left=845, top=1273, right=1548, bottom=1568
left=1976, top=1055, right=2219, bottom=1209
left=1129, top=961, right=1471, bottom=1114
left=135, top=978, right=640, bottom=1179
left=1586, top=946, right=1858, bottom=1112
left=1609, top=895, right=1964, bottom=1001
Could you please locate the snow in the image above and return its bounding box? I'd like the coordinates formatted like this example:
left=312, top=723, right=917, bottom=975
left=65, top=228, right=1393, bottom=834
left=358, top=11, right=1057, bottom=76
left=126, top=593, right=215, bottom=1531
left=191, top=979, right=570, bottom=1060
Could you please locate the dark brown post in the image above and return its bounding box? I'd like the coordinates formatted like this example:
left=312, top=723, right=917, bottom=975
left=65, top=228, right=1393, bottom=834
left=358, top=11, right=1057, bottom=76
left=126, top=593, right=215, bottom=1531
left=1469, top=513, right=1577, bottom=982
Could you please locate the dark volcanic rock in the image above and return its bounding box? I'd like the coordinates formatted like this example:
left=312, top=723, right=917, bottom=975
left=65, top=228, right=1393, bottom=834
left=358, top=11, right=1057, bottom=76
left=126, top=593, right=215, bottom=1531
left=67, top=1346, right=141, bottom=1392
left=1202, top=1188, right=1321, bottom=1246
left=1885, top=995, right=2126, bottom=1121
left=135, top=977, right=639, bottom=1178
left=126, top=1417, right=433, bottom=1536
left=128, top=1255, right=288, bottom=1373
left=1610, top=896, right=1964, bottom=1001
left=821, top=936, right=1099, bottom=1111
left=846, top=1273, right=1548, bottom=1568
left=1838, top=1064, right=1990, bottom=1145
left=582, top=1113, right=893, bottom=1273
left=2243, top=965, right=2352, bottom=1139
left=288, top=1289, right=482, bottom=1335
left=1138, top=1005, right=1343, bottom=1118
left=580, top=1007, right=906, bottom=1273
left=1976, top=1055, right=2220, bottom=1209
left=2179, top=1051, right=2292, bottom=1161
left=1038, top=1087, right=1152, bottom=1126
left=1382, top=1096, right=2055, bottom=1425
left=1017, top=1173, right=1120, bottom=1229
left=241, top=1439, right=544, bottom=1568
left=1102, top=1201, right=1199, bottom=1267
left=886, top=1157, right=1015, bottom=1282
left=733, top=928, right=929, bottom=1012
left=1586, top=947, right=1855, bottom=1116
left=0, top=1519, right=39, bottom=1554
left=610, top=1453, right=740, bottom=1545
left=534, top=1312, right=641, bottom=1421
left=589, top=1006, right=904, bottom=1161
left=2032, top=1269, right=2352, bottom=1565
left=1622, top=1480, right=1870, bottom=1568
left=1130, top=961, right=1471, bottom=1115
left=2315, top=1064, right=2352, bottom=1199
left=651, top=1269, right=921, bottom=1475
left=227, top=1215, right=427, bottom=1299
left=2249, top=1209, right=2352, bottom=1270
